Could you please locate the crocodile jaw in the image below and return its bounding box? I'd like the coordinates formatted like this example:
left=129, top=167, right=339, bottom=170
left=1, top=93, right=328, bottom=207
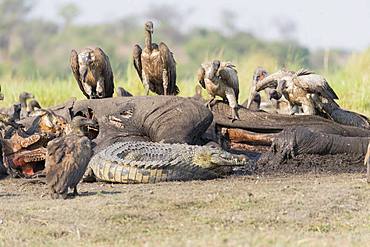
left=193, top=150, right=248, bottom=169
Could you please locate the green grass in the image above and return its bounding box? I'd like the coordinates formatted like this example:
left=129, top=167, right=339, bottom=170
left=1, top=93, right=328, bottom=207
left=1, top=49, right=369, bottom=116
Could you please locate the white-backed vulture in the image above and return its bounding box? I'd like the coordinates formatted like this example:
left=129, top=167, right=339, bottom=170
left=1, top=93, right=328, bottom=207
left=70, top=47, right=114, bottom=99
left=133, top=21, right=178, bottom=95
left=45, top=116, right=96, bottom=199
left=198, top=60, right=240, bottom=121
left=255, top=68, right=339, bottom=115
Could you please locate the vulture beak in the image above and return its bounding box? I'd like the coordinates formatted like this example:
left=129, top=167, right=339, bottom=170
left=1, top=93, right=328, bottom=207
left=269, top=90, right=282, bottom=100
left=83, top=118, right=99, bottom=132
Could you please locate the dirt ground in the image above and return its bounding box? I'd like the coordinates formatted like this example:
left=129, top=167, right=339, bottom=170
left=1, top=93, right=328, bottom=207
left=1, top=161, right=370, bottom=247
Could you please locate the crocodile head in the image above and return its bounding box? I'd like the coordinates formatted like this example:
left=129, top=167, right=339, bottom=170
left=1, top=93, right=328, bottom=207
left=193, top=147, right=249, bottom=169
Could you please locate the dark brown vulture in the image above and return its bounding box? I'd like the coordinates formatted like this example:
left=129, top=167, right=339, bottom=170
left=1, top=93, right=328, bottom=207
left=19, top=92, right=34, bottom=118
left=132, top=21, right=178, bottom=95
left=45, top=116, right=97, bottom=199
left=116, top=86, right=133, bottom=97
left=198, top=60, right=240, bottom=121
left=27, top=99, right=42, bottom=116
left=70, top=47, right=114, bottom=99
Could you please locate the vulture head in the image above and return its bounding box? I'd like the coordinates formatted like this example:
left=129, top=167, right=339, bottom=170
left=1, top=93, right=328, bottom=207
left=252, top=67, right=268, bottom=85
left=145, top=21, right=154, bottom=34
left=271, top=75, right=293, bottom=100
left=209, top=60, right=221, bottom=78
left=69, top=116, right=99, bottom=136
left=19, top=92, right=34, bottom=107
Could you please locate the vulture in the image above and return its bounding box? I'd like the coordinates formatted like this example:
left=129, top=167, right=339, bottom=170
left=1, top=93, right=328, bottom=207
left=255, top=68, right=339, bottom=115
left=198, top=60, right=240, bottom=121
left=45, top=116, right=96, bottom=199
left=116, top=86, right=133, bottom=97
left=70, top=47, right=114, bottom=99
left=133, top=21, right=178, bottom=95
left=365, top=142, right=370, bottom=183
left=19, top=92, right=34, bottom=118
left=27, top=99, right=42, bottom=116
left=245, top=67, right=268, bottom=110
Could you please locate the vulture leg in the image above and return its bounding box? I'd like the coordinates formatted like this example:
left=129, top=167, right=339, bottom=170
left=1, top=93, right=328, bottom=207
left=61, top=192, right=68, bottom=200
left=142, top=71, right=150, bottom=95
left=50, top=190, right=59, bottom=199
left=72, top=186, right=79, bottom=196
left=163, top=68, right=168, bottom=96
left=225, top=88, right=239, bottom=121
left=96, top=78, right=105, bottom=98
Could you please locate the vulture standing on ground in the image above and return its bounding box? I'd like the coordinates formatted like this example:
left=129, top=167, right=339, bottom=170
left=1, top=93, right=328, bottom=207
left=133, top=21, right=178, bottom=95
left=45, top=116, right=96, bottom=199
left=198, top=60, right=240, bottom=121
left=255, top=68, right=339, bottom=115
left=70, top=47, right=114, bottom=99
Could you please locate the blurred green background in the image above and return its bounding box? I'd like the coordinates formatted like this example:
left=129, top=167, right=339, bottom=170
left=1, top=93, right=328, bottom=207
left=0, top=0, right=369, bottom=115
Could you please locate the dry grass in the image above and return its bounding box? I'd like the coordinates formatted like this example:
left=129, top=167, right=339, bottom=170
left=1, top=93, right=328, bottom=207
left=1, top=174, right=370, bottom=246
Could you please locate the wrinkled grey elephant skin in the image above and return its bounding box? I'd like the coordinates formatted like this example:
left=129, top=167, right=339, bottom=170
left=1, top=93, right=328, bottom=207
left=21, top=96, right=213, bottom=152
left=262, top=126, right=369, bottom=165
left=211, top=101, right=370, bottom=137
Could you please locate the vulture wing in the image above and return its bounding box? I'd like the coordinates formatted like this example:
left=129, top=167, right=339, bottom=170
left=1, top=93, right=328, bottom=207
left=295, top=69, right=339, bottom=100
left=45, top=135, right=91, bottom=194
left=218, top=62, right=239, bottom=101
left=197, top=66, right=206, bottom=89
left=94, top=47, right=114, bottom=98
left=159, top=42, right=179, bottom=95
left=70, top=50, right=89, bottom=99
left=132, top=44, right=143, bottom=82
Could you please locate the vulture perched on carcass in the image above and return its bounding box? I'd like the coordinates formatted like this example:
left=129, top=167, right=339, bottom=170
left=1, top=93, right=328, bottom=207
left=198, top=60, right=240, bottom=121
left=70, top=47, right=114, bottom=99
left=45, top=116, right=97, bottom=199
left=255, top=68, right=339, bottom=115
left=132, top=21, right=178, bottom=95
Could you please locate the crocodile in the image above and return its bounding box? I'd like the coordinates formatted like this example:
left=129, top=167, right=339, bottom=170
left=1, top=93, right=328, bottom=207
left=88, top=141, right=254, bottom=183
